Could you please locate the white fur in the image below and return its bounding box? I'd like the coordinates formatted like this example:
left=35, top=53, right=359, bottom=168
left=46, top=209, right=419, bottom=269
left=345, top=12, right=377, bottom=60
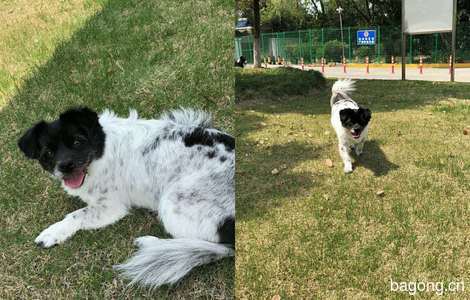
left=115, top=236, right=234, bottom=288
left=330, top=80, right=369, bottom=173
left=34, top=108, right=234, bottom=288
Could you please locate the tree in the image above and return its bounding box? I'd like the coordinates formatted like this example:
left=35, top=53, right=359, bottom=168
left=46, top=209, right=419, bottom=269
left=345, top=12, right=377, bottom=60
left=253, top=0, right=261, bottom=67
left=261, top=1, right=315, bottom=31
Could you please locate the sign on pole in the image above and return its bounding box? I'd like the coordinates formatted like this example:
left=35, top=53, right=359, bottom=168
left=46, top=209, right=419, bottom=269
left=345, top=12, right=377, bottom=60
left=403, top=0, right=453, bottom=34
left=357, top=30, right=376, bottom=46
left=401, top=0, right=456, bottom=81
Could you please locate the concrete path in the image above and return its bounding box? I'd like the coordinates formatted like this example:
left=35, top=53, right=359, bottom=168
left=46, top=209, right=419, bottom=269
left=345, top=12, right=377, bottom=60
left=255, top=64, right=470, bottom=83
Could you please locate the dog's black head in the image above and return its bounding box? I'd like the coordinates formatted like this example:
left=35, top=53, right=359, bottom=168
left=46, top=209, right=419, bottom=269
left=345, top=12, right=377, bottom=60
left=339, top=107, right=371, bottom=139
left=18, top=107, right=105, bottom=189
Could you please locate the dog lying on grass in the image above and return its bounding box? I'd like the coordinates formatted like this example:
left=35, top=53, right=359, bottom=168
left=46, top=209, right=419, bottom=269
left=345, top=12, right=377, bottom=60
left=330, top=80, right=372, bottom=173
left=18, top=107, right=234, bottom=288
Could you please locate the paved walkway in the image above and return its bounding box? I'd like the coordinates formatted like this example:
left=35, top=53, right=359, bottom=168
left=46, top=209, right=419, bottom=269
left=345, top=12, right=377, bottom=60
left=258, top=64, right=470, bottom=83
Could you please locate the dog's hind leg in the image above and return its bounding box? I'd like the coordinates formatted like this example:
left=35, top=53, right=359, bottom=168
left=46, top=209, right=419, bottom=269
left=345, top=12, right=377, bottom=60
left=158, top=184, right=233, bottom=243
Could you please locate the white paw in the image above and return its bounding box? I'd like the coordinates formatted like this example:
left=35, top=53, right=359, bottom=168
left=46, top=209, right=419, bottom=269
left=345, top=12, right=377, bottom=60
left=35, top=221, right=74, bottom=248
left=134, top=236, right=159, bottom=248
left=344, top=164, right=353, bottom=173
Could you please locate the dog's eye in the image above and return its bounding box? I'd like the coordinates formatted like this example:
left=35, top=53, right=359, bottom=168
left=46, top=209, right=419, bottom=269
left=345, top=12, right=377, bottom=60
left=44, top=149, right=53, bottom=158
left=72, top=135, right=86, bottom=147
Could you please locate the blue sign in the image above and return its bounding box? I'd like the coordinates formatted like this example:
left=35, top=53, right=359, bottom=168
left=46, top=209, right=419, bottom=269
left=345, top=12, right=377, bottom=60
left=357, top=30, right=376, bottom=45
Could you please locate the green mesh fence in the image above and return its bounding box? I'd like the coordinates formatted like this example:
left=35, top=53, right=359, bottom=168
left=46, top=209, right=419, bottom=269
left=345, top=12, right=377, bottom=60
left=235, top=24, right=470, bottom=64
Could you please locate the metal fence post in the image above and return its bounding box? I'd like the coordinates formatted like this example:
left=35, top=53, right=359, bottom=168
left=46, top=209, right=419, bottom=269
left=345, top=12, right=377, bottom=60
left=348, top=27, right=352, bottom=61
left=409, top=34, right=412, bottom=64
left=377, top=26, right=381, bottom=62
left=283, top=31, right=286, bottom=61
left=308, top=29, right=313, bottom=63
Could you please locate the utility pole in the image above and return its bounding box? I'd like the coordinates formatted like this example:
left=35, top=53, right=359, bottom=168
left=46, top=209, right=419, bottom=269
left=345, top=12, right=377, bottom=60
left=336, top=6, right=345, bottom=63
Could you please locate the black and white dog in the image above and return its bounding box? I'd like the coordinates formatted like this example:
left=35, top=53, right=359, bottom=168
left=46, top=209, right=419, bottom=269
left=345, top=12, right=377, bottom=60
left=330, top=80, right=371, bottom=173
left=234, top=55, right=247, bottom=68
left=18, top=107, right=235, bottom=288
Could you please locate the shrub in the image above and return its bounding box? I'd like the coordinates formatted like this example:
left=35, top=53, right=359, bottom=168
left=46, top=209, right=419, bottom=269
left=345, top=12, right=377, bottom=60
left=322, top=40, right=348, bottom=63
left=354, top=46, right=375, bottom=61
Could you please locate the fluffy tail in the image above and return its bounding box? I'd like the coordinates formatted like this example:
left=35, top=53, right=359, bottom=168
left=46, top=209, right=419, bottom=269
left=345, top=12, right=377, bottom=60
left=114, top=237, right=234, bottom=289
left=330, top=79, right=356, bottom=106
left=160, top=108, right=212, bottom=128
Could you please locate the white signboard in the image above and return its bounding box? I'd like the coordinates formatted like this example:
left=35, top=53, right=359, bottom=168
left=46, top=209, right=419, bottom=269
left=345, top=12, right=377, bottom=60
left=403, top=0, right=453, bottom=34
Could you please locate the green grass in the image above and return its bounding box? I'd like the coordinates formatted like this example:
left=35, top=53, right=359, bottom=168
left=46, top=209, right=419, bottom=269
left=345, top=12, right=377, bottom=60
left=236, top=68, right=470, bottom=299
left=0, top=0, right=234, bottom=298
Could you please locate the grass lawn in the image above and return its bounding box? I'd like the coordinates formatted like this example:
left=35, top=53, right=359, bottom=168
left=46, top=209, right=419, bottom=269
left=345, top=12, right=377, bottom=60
left=236, top=68, right=470, bottom=299
left=0, top=0, right=234, bottom=298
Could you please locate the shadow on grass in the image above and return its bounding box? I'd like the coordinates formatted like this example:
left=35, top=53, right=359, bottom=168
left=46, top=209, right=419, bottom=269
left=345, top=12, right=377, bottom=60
left=0, top=0, right=233, bottom=298
left=355, top=140, right=399, bottom=176
left=237, top=138, right=325, bottom=221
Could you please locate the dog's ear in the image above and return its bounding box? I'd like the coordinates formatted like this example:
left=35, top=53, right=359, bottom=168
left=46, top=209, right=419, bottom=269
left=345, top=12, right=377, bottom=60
left=18, top=121, right=48, bottom=159
left=359, top=107, right=372, bottom=123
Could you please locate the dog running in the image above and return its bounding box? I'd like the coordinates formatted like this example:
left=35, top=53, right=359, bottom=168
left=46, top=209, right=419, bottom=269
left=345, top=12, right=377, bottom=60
left=330, top=80, right=372, bottom=173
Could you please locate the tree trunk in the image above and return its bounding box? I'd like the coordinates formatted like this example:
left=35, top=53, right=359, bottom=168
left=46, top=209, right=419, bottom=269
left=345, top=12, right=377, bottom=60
left=253, top=0, right=261, bottom=68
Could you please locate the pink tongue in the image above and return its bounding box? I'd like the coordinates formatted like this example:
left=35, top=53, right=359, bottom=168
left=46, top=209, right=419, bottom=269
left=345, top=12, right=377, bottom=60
left=64, top=172, right=85, bottom=189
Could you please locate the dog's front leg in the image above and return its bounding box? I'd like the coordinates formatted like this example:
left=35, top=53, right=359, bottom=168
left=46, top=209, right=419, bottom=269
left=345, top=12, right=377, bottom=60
left=339, top=144, right=353, bottom=173
left=35, top=204, right=128, bottom=248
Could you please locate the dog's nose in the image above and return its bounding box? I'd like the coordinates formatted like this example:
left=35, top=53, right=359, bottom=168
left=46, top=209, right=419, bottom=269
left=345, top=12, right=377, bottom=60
left=58, top=161, right=75, bottom=173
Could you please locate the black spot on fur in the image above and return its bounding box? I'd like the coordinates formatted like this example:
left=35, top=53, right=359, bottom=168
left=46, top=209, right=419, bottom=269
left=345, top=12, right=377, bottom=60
left=183, top=127, right=213, bottom=147
left=207, top=150, right=216, bottom=159
left=214, top=133, right=235, bottom=152
left=183, top=127, right=235, bottom=151
left=142, top=137, right=160, bottom=155
left=218, top=217, right=235, bottom=245
left=219, top=156, right=227, bottom=162
left=176, top=192, right=185, bottom=202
